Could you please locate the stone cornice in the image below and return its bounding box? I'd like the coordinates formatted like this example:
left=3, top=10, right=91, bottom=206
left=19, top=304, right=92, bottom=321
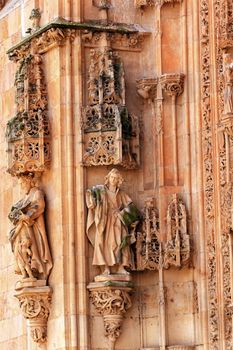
left=7, top=16, right=145, bottom=58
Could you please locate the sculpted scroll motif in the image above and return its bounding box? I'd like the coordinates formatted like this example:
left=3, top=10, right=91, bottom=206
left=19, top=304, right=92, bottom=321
left=83, top=48, right=140, bottom=169
left=86, top=169, right=140, bottom=275
left=8, top=174, right=53, bottom=282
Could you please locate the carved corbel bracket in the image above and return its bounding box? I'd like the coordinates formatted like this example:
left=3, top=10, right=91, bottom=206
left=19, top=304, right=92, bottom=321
left=15, top=286, right=52, bottom=345
left=87, top=282, right=133, bottom=350
left=136, top=78, right=158, bottom=101
left=160, top=73, right=185, bottom=98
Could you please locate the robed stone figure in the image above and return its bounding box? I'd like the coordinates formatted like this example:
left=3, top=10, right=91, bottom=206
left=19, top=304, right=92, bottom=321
left=8, top=175, right=52, bottom=281
left=86, top=168, right=139, bottom=275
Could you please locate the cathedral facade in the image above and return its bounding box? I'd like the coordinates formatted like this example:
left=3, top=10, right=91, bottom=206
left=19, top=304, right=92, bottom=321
left=0, top=1, right=232, bottom=350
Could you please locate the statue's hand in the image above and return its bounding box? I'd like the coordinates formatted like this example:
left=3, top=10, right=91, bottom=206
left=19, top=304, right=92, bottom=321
left=19, top=214, right=31, bottom=224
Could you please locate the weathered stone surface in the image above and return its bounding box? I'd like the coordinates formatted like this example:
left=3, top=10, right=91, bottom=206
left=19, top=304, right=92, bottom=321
left=0, top=1, right=230, bottom=350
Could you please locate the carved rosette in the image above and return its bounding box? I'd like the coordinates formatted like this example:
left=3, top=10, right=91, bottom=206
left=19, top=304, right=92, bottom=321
left=15, top=286, right=52, bottom=344
left=88, top=283, right=133, bottom=350
left=82, top=31, right=146, bottom=52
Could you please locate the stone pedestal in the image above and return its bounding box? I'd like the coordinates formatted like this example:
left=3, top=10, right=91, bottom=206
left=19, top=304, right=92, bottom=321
left=87, top=275, right=133, bottom=350
left=15, top=284, right=52, bottom=345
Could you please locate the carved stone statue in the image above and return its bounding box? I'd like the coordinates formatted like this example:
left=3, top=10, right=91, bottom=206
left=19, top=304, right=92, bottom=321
left=224, top=54, right=233, bottom=115
left=86, top=169, right=139, bottom=275
left=8, top=174, right=53, bottom=281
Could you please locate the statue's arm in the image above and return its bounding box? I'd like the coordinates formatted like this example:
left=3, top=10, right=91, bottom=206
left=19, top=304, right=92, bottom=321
left=86, top=190, right=96, bottom=209
left=25, top=190, right=45, bottom=220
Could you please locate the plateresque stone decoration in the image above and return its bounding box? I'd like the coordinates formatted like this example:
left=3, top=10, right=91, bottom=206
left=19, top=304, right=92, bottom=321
left=86, top=169, right=139, bottom=349
left=82, top=48, right=140, bottom=169
left=135, top=196, right=191, bottom=271
left=6, top=52, right=50, bottom=176
left=6, top=9, right=55, bottom=346
left=8, top=173, right=53, bottom=344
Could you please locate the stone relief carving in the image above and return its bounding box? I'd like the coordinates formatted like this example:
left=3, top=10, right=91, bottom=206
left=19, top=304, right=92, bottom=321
left=6, top=53, right=50, bottom=176
left=135, top=0, right=183, bottom=8
left=160, top=73, right=185, bottom=97
left=135, top=196, right=190, bottom=271
left=82, top=48, right=140, bottom=168
left=223, top=53, right=233, bottom=116
left=8, top=174, right=53, bottom=283
left=82, top=31, right=146, bottom=52
left=200, top=0, right=219, bottom=347
left=134, top=0, right=155, bottom=8
left=136, top=198, right=160, bottom=271
left=86, top=168, right=140, bottom=275
left=163, top=194, right=190, bottom=269
left=216, top=1, right=233, bottom=347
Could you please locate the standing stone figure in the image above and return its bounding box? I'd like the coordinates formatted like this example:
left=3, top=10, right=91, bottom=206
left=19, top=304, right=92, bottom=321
left=224, top=54, right=233, bottom=115
left=86, top=169, right=139, bottom=275
left=8, top=174, right=53, bottom=281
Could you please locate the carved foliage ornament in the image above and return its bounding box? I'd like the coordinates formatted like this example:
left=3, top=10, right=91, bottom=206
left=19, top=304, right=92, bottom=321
left=83, top=48, right=140, bottom=169
left=200, top=0, right=219, bottom=347
left=15, top=287, right=52, bottom=344
left=215, top=1, right=233, bottom=347
left=88, top=285, right=132, bottom=350
left=136, top=73, right=184, bottom=101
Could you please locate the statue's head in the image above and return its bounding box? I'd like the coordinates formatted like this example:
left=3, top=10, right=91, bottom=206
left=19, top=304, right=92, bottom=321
left=105, top=168, right=124, bottom=188
left=18, top=173, right=35, bottom=194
